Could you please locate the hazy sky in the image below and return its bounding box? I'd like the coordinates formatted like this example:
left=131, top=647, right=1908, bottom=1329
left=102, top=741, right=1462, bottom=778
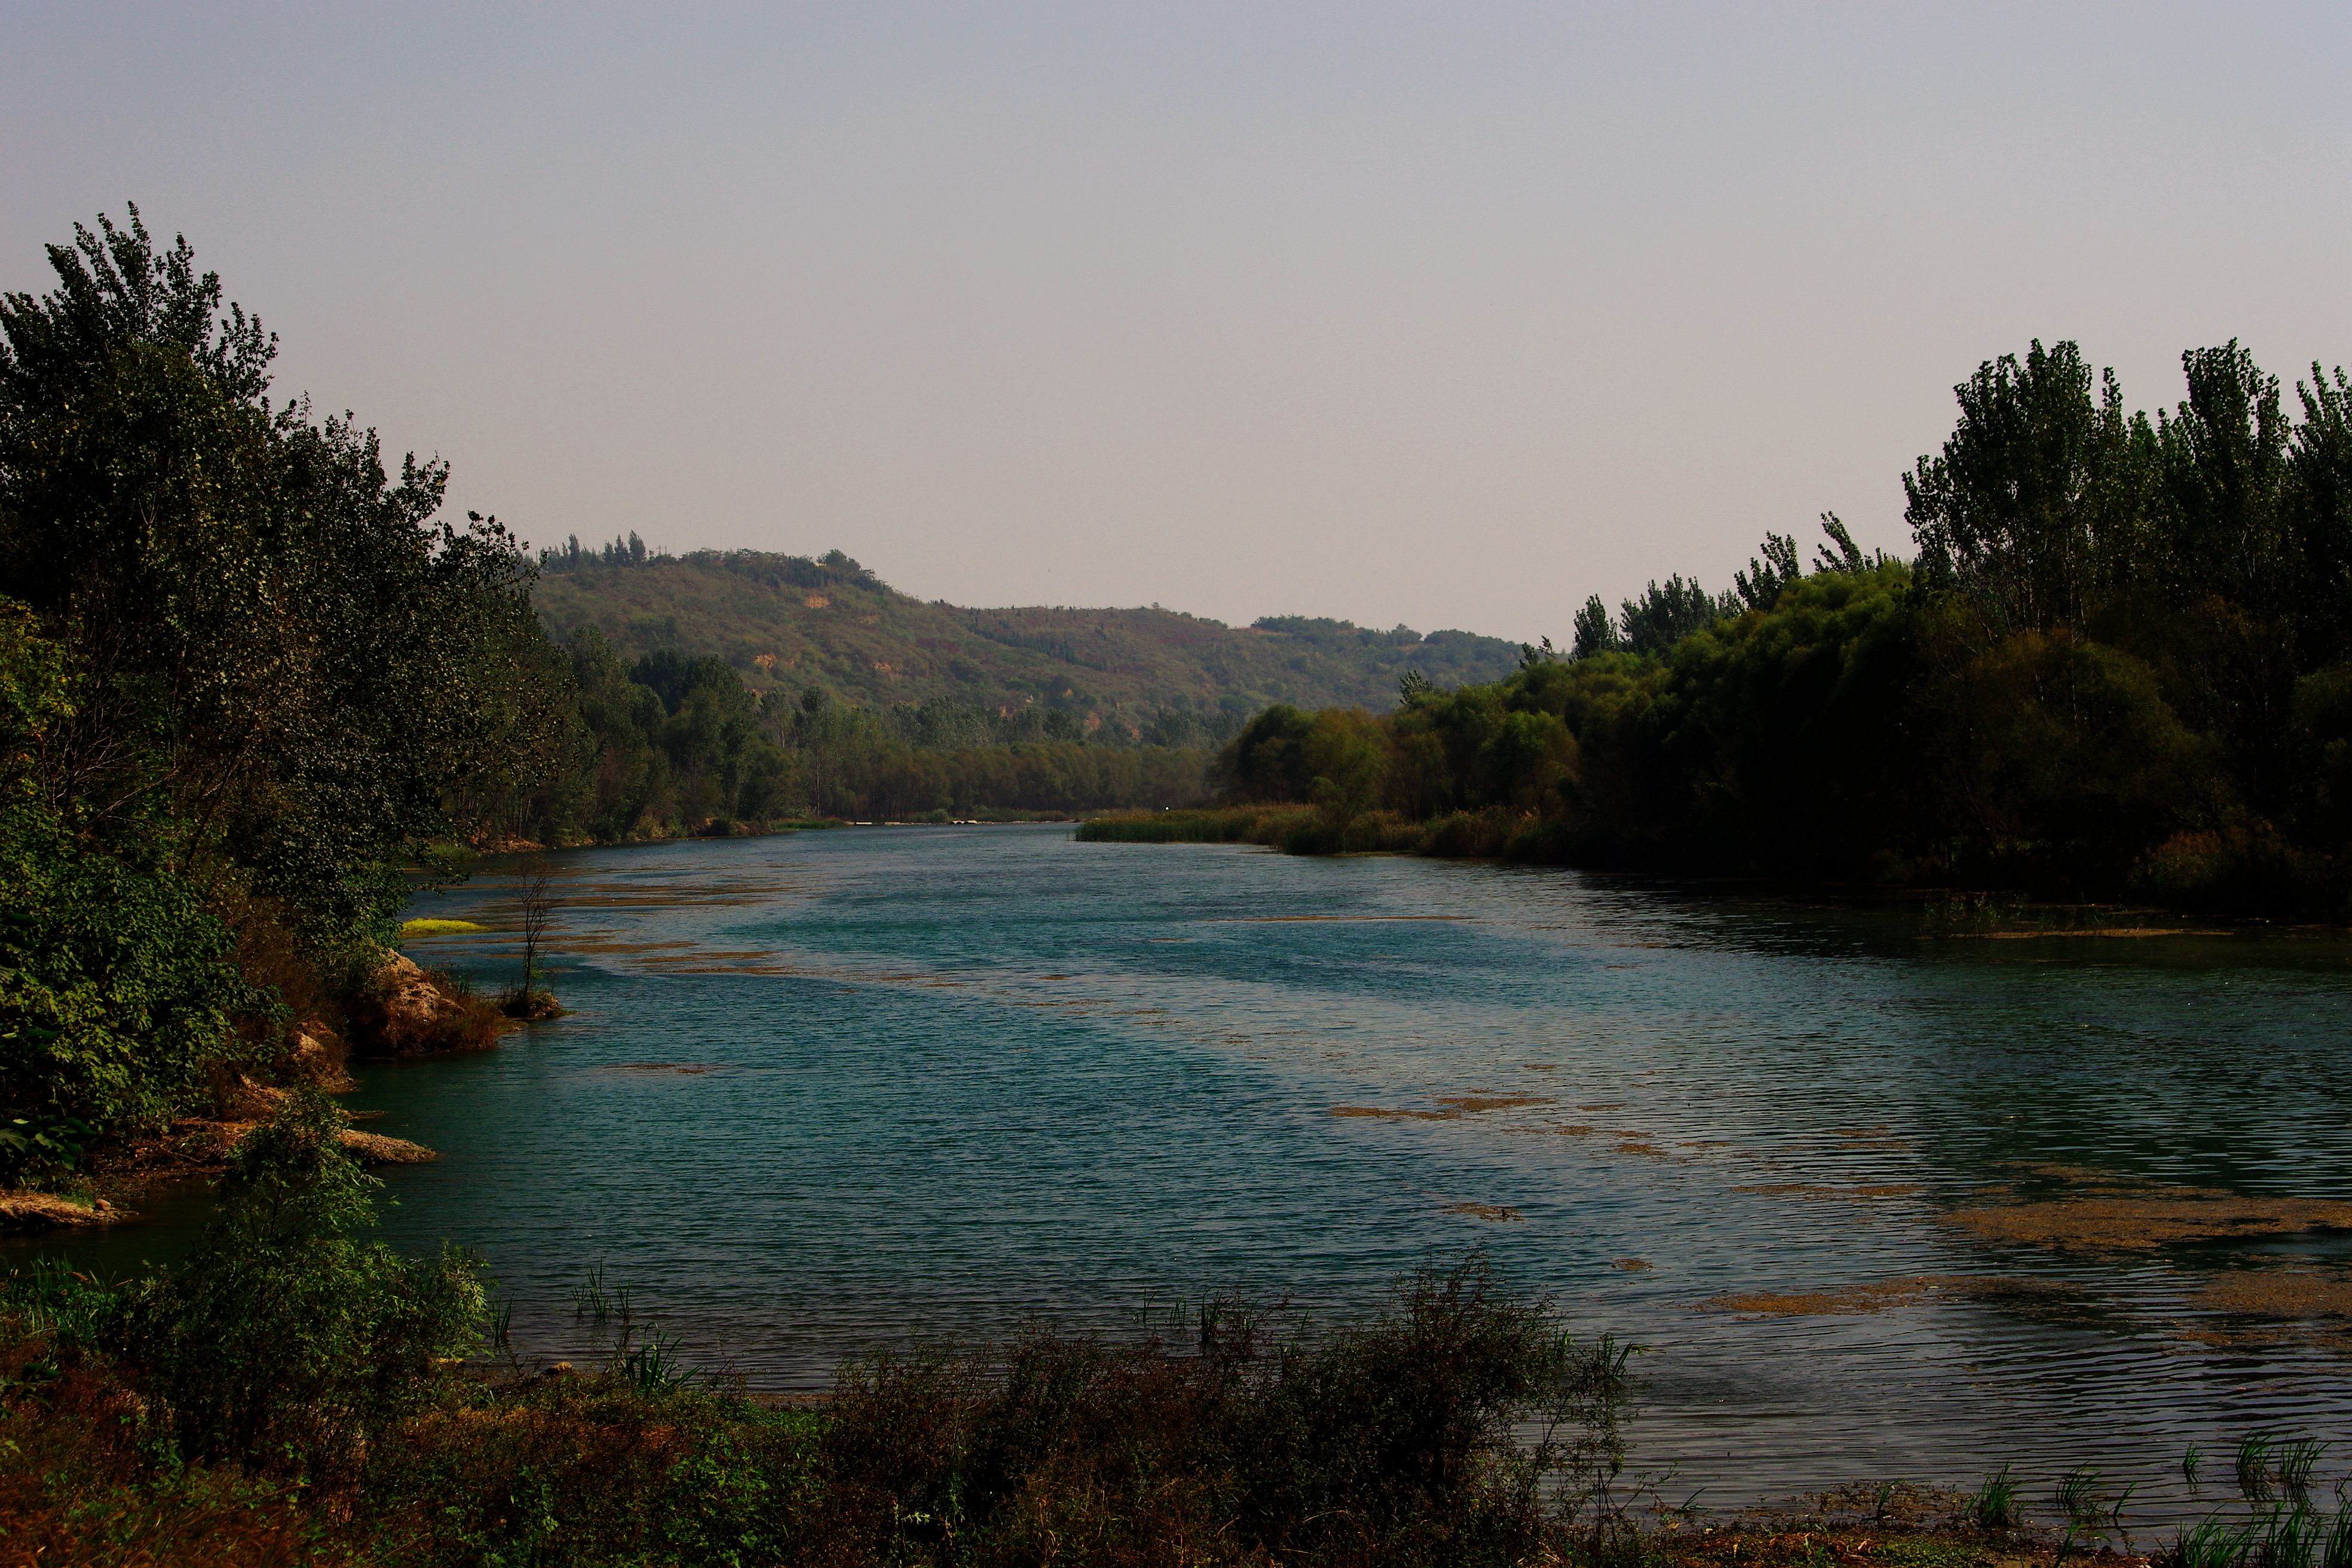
left=7, top=4, right=2348, bottom=642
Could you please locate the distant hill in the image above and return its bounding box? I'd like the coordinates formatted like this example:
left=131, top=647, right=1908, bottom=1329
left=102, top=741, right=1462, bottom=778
left=529, top=548, right=1522, bottom=732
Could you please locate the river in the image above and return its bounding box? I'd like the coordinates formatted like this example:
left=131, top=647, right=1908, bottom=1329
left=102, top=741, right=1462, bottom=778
left=35, top=825, right=2352, bottom=1515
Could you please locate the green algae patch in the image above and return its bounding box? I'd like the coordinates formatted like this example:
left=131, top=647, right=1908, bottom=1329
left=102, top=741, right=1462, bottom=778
left=400, top=918, right=486, bottom=937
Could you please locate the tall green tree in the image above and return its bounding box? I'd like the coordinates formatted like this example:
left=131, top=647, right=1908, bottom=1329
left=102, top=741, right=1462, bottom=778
left=2287, top=365, right=2352, bottom=668
left=1904, top=339, right=2155, bottom=637
left=0, top=208, right=574, bottom=944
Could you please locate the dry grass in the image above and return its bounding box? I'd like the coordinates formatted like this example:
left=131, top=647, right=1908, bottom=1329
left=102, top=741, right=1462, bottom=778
left=0, top=1192, right=128, bottom=1233
left=163, top=1120, right=436, bottom=1168
left=342, top=966, right=504, bottom=1059
left=0, top=1348, right=354, bottom=1568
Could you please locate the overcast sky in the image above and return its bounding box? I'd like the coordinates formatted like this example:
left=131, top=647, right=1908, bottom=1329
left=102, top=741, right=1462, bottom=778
left=7, top=4, right=2347, bottom=643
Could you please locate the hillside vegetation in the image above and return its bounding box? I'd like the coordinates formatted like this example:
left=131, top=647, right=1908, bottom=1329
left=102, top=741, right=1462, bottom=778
left=531, top=544, right=1521, bottom=735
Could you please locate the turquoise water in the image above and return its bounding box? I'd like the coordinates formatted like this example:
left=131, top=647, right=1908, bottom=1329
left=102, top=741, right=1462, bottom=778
left=43, top=826, right=2352, bottom=1509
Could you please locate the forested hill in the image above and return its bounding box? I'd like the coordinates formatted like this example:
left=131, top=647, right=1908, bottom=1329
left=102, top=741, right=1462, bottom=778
left=529, top=546, right=1520, bottom=728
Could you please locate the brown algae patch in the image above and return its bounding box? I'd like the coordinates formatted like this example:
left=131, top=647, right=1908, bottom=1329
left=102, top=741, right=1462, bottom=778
left=2195, top=1267, right=2352, bottom=1321
left=1734, top=1182, right=1924, bottom=1202
left=1613, top=1258, right=1653, bottom=1272
left=559, top=892, right=775, bottom=909
left=642, top=950, right=781, bottom=965
left=560, top=939, right=701, bottom=955
left=1699, top=1275, right=2067, bottom=1318
left=1944, top=1186, right=2352, bottom=1252
left=1220, top=915, right=1468, bottom=924
left=1443, top=1202, right=1522, bottom=1222
left=1435, top=1094, right=1552, bottom=1113
left=1329, top=1094, right=1551, bottom=1122
left=602, top=1062, right=720, bottom=1076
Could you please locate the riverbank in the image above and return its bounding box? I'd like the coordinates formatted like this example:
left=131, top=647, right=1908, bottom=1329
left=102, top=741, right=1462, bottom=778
left=1078, top=807, right=2352, bottom=930
left=0, top=947, right=509, bottom=1235
left=0, top=1316, right=2293, bottom=1568
left=4, top=1363, right=2175, bottom=1568
left=0, top=1113, right=439, bottom=1236
left=1, top=1232, right=2265, bottom=1568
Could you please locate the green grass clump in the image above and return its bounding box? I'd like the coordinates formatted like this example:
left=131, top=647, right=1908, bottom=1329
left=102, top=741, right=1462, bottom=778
left=399, top=917, right=485, bottom=936
left=1973, top=1462, right=2020, bottom=1529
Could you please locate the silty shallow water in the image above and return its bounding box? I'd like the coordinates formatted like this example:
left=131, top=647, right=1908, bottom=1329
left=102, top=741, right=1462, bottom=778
left=32, top=825, right=2352, bottom=1517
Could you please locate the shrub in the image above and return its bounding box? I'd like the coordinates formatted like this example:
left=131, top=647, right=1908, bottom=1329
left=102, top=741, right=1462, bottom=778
left=0, top=602, right=266, bottom=1149
left=1416, top=808, right=1518, bottom=859
left=119, top=1093, right=485, bottom=1477
left=818, top=1254, right=1627, bottom=1567
left=355, top=1377, right=823, bottom=1568
left=2134, top=824, right=2345, bottom=917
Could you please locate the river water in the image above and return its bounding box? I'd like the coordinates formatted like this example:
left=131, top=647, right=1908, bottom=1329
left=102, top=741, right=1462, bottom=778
left=39, top=826, right=2352, bottom=1514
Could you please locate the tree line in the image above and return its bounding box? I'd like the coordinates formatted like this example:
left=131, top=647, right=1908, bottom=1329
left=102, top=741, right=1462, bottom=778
left=1198, top=339, right=2352, bottom=915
